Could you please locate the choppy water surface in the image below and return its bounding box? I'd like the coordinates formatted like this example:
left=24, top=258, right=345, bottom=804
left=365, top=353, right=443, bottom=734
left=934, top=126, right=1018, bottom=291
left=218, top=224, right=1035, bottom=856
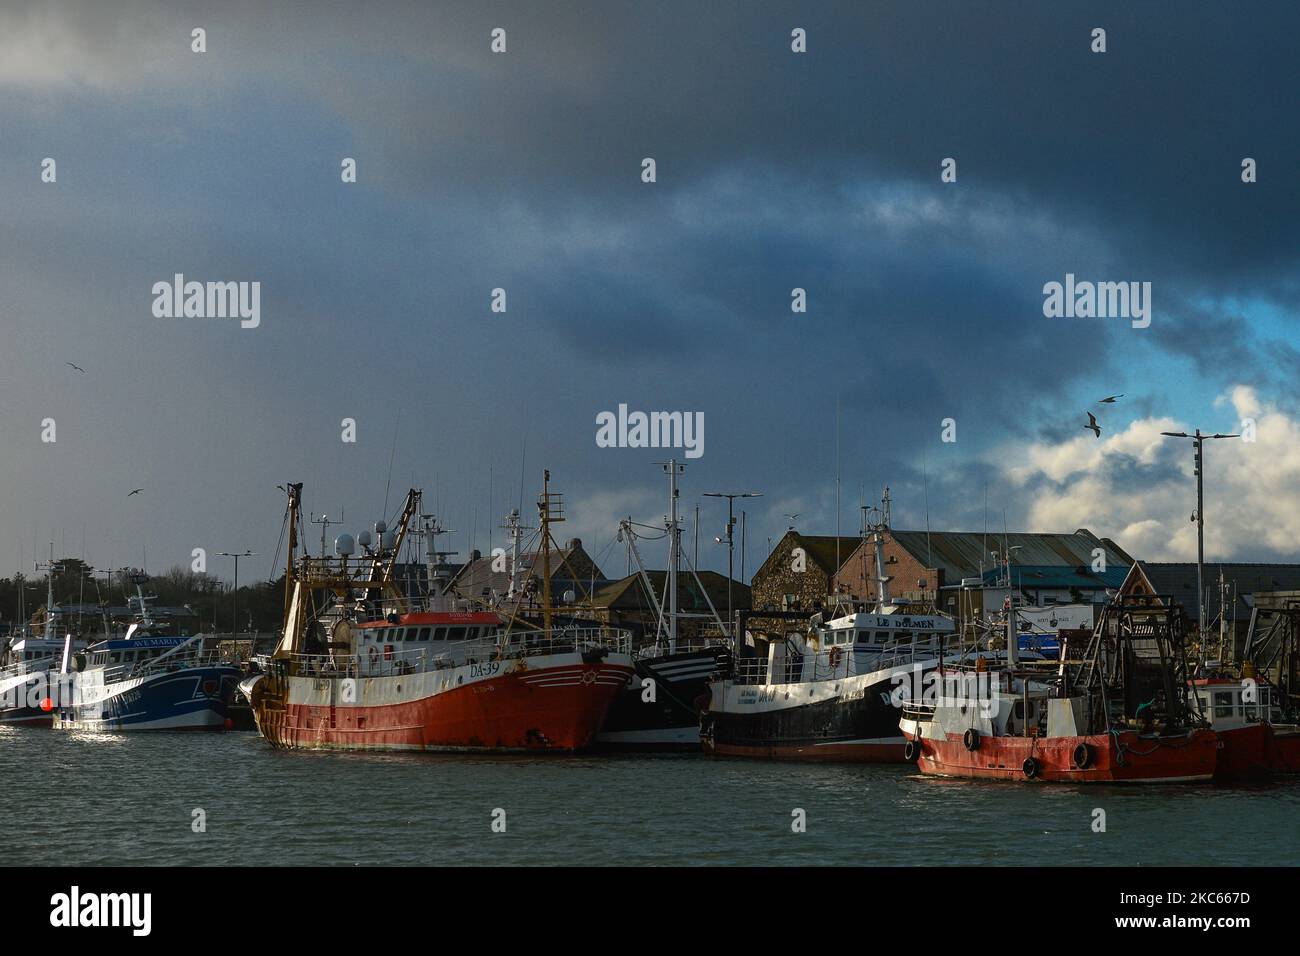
left=3, top=727, right=1296, bottom=866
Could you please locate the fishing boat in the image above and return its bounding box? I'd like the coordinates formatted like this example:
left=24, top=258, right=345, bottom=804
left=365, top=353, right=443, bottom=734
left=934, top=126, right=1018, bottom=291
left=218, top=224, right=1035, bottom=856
left=52, top=573, right=240, bottom=732
left=1189, top=674, right=1300, bottom=778
left=595, top=460, right=732, bottom=751
left=901, top=597, right=1219, bottom=783
left=1, top=555, right=83, bottom=726
left=240, top=476, right=634, bottom=752
left=701, top=491, right=974, bottom=761
left=1178, top=587, right=1300, bottom=778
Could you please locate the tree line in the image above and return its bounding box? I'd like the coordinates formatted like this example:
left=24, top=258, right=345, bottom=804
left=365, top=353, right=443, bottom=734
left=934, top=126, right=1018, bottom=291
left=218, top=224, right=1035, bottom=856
left=0, top=558, right=286, bottom=633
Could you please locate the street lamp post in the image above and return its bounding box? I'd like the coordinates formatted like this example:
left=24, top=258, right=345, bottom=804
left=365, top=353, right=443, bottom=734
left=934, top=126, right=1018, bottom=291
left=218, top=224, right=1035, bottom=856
left=703, top=491, right=763, bottom=636
left=1160, top=428, right=1239, bottom=639
left=218, top=551, right=256, bottom=651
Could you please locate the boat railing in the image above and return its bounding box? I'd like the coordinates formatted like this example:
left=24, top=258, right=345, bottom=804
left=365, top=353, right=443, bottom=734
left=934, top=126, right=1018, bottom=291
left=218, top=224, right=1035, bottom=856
left=901, top=700, right=936, bottom=721
left=100, top=640, right=231, bottom=683
left=276, top=626, right=632, bottom=679
left=0, top=659, right=32, bottom=682
left=727, top=643, right=947, bottom=686
left=632, top=635, right=729, bottom=661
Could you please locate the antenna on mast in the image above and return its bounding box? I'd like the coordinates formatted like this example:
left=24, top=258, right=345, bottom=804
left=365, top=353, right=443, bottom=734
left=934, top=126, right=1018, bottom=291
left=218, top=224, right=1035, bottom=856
left=310, top=510, right=344, bottom=559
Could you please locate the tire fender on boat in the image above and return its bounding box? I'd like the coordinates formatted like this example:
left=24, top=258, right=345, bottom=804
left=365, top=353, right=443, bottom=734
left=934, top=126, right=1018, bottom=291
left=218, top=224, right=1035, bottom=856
left=1072, top=742, right=1093, bottom=769
left=903, top=738, right=922, bottom=762
left=963, top=728, right=980, bottom=752
left=1022, top=756, right=1039, bottom=779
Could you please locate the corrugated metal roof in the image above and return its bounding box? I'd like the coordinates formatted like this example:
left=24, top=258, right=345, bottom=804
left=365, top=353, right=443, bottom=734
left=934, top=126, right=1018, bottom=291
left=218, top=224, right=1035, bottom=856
left=890, top=528, right=1131, bottom=582
left=1136, top=561, right=1300, bottom=615
left=981, top=564, right=1128, bottom=590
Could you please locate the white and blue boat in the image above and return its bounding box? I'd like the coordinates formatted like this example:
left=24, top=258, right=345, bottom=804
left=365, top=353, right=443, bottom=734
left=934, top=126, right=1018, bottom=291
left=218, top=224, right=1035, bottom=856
left=1, top=555, right=84, bottom=726
left=53, top=575, right=240, bottom=732
left=0, top=628, right=75, bottom=726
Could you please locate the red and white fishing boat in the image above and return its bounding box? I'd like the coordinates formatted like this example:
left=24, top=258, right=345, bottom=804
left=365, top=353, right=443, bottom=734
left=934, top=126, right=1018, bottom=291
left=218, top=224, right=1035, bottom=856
left=241, top=478, right=633, bottom=752
left=1189, top=675, right=1300, bottom=778
left=901, top=597, right=1218, bottom=783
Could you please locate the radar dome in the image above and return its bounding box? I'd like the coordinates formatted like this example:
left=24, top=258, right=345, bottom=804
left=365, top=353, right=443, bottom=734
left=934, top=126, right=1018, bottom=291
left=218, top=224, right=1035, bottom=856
left=357, top=529, right=373, bottom=549
left=335, top=533, right=356, bottom=557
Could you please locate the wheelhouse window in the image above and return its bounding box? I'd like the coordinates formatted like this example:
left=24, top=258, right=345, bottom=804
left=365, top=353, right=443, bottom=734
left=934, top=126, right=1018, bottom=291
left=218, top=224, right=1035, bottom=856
left=447, top=627, right=467, bottom=641
left=417, top=627, right=431, bottom=641
left=1213, top=691, right=1235, bottom=718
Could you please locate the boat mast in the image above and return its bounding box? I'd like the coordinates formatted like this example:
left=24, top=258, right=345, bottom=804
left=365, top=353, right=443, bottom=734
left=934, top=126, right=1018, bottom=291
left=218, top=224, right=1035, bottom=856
left=35, top=544, right=57, bottom=638
left=283, top=483, right=302, bottom=623
left=538, top=470, right=564, bottom=632
left=503, top=508, right=527, bottom=601
left=663, top=459, right=684, bottom=653
left=867, top=488, right=892, bottom=606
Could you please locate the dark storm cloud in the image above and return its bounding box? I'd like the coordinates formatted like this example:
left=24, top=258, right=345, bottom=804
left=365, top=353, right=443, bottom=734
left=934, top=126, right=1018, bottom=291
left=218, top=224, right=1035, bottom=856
left=2, top=0, right=1298, bottom=574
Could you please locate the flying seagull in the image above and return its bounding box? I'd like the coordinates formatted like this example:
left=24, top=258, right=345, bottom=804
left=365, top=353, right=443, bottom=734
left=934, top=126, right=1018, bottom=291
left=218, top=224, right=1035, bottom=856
left=1084, top=412, right=1101, bottom=438
left=784, top=513, right=800, bottom=528
left=1098, top=394, right=1123, bottom=403
left=127, top=488, right=144, bottom=496
left=66, top=362, right=85, bottom=373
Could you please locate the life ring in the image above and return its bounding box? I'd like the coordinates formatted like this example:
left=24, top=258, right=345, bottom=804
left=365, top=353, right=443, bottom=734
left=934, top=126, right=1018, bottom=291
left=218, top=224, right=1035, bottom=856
left=1072, top=742, right=1093, bottom=770
left=368, top=645, right=378, bottom=666
left=903, top=739, right=922, bottom=762
left=1022, top=757, right=1040, bottom=779
left=829, top=646, right=842, bottom=668
left=963, top=728, right=980, bottom=752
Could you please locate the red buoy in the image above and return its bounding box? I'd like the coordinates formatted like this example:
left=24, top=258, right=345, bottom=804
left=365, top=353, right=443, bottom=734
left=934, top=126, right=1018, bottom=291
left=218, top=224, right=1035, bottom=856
left=224, top=718, right=234, bottom=731
left=40, top=698, right=54, bottom=712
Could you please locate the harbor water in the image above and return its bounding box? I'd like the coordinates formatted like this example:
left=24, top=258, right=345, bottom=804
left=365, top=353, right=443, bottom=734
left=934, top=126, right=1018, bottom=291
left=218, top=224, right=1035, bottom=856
left=4, top=726, right=1297, bottom=867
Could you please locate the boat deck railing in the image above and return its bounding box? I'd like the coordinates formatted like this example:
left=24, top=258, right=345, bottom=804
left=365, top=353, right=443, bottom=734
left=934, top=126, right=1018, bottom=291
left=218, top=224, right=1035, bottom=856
left=632, top=635, right=729, bottom=661
left=100, top=641, right=232, bottom=683
left=275, top=626, right=632, bottom=680
left=900, top=700, right=936, bottom=721
left=729, top=644, right=944, bottom=686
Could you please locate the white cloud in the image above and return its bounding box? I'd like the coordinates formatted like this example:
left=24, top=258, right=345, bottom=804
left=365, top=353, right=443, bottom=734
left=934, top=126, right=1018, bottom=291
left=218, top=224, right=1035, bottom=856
left=0, top=3, right=183, bottom=91
left=1005, top=387, right=1300, bottom=561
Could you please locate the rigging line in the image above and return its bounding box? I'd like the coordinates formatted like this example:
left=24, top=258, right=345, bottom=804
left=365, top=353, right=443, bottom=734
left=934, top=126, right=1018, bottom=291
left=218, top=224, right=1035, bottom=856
left=269, top=509, right=288, bottom=582
left=382, top=409, right=402, bottom=520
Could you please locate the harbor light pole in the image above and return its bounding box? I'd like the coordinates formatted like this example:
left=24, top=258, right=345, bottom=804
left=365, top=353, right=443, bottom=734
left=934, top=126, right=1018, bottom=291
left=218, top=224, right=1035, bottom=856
left=1160, top=429, right=1239, bottom=640
left=703, top=491, right=763, bottom=636
left=218, top=551, right=256, bottom=650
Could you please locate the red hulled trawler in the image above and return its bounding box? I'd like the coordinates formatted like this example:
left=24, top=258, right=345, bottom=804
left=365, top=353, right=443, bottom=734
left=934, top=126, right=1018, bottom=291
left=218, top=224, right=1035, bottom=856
left=240, top=475, right=633, bottom=752
left=901, top=597, right=1218, bottom=783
